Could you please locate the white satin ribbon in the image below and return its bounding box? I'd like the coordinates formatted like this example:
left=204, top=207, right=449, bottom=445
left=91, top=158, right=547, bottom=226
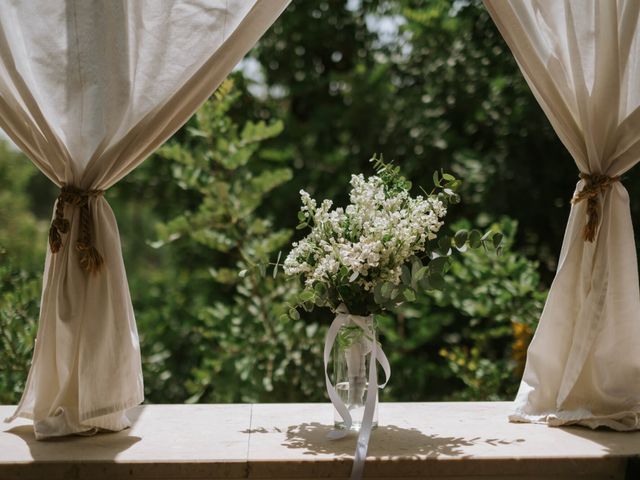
left=323, top=303, right=391, bottom=480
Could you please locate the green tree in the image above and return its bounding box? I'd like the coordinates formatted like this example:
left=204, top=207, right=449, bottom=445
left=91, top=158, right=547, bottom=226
left=433, top=218, right=545, bottom=400
left=250, top=0, right=594, bottom=279
left=0, top=262, right=39, bottom=404
left=0, top=143, right=49, bottom=403
left=136, top=81, right=327, bottom=402
left=1, top=0, right=560, bottom=404
left=0, top=142, right=50, bottom=271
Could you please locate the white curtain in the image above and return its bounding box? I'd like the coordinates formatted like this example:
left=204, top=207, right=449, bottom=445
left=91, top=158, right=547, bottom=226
left=484, top=0, right=640, bottom=430
left=1, top=0, right=289, bottom=439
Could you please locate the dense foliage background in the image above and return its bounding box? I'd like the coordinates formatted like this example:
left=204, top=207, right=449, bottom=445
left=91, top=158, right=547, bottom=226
left=5, top=0, right=623, bottom=405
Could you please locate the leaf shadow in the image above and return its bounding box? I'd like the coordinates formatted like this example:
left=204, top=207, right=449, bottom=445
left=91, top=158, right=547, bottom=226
left=282, top=422, right=525, bottom=459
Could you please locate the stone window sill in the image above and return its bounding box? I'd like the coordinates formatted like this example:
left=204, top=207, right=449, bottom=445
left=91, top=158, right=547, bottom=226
left=1, top=402, right=638, bottom=479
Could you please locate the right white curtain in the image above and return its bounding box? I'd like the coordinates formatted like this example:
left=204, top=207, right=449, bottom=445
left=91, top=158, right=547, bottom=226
left=484, top=0, right=640, bottom=430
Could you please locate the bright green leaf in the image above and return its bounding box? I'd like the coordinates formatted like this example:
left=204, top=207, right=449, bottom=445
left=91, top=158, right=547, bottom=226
left=403, top=288, right=416, bottom=302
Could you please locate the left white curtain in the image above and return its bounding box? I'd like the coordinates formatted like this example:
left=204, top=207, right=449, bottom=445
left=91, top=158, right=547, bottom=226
left=0, top=0, right=289, bottom=439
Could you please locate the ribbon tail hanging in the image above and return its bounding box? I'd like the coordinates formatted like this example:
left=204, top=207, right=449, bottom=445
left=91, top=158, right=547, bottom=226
left=350, top=327, right=379, bottom=480
left=322, top=305, right=392, bottom=480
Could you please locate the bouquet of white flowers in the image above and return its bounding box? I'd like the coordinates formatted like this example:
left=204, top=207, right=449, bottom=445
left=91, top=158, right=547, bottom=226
left=280, top=155, right=501, bottom=480
left=283, top=155, right=501, bottom=317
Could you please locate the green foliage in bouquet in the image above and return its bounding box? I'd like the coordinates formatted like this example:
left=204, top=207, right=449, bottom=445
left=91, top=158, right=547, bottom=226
left=283, top=155, right=503, bottom=318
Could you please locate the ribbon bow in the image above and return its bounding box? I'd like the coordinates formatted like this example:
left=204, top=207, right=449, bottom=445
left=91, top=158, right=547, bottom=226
left=571, top=173, right=620, bottom=242
left=49, top=186, right=104, bottom=273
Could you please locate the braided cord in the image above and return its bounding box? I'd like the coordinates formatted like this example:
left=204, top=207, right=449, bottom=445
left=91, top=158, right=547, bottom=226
left=571, top=173, right=620, bottom=242
left=48, top=186, right=104, bottom=273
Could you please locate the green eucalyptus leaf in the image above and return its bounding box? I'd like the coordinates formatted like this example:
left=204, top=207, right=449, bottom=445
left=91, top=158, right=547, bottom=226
left=272, top=251, right=282, bottom=279
left=411, top=257, right=423, bottom=275
left=454, top=230, right=468, bottom=248
left=403, top=288, right=416, bottom=302
left=401, top=265, right=411, bottom=285
left=469, top=230, right=482, bottom=248
left=411, top=258, right=425, bottom=283
left=429, top=256, right=449, bottom=274
left=419, top=276, right=431, bottom=291
left=374, top=283, right=384, bottom=304
left=455, top=243, right=469, bottom=253
left=438, top=235, right=451, bottom=251
left=299, top=290, right=314, bottom=302
left=414, top=266, right=428, bottom=282
left=493, top=232, right=504, bottom=249
left=429, top=273, right=446, bottom=290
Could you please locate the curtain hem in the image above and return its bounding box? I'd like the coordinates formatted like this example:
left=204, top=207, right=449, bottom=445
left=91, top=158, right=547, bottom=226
left=4, top=391, right=144, bottom=438
left=509, top=407, right=640, bottom=431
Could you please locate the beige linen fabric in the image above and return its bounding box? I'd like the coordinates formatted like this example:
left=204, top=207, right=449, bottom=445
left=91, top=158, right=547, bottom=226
left=484, top=0, right=640, bottom=430
left=1, top=0, right=289, bottom=439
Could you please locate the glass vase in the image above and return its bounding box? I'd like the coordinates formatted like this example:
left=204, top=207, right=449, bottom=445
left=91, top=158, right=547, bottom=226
left=332, top=314, right=378, bottom=431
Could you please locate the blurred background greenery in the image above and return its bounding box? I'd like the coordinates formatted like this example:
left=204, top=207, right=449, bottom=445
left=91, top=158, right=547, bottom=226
left=4, top=0, right=629, bottom=405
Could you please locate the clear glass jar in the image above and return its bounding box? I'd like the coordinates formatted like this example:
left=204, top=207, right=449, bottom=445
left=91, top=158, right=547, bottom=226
left=332, top=315, right=378, bottom=431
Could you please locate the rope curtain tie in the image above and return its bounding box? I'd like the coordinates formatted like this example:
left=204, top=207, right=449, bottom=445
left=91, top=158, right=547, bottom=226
left=571, top=173, right=620, bottom=242
left=48, top=186, right=105, bottom=273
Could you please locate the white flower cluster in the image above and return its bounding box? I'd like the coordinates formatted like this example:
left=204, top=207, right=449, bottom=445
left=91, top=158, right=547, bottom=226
left=284, top=174, right=447, bottom=291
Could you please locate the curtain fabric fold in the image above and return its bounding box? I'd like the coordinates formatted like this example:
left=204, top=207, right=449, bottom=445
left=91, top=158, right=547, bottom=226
left=484, top=0, right=640, bottom=430
left=0, top=0, right=289, bottom=439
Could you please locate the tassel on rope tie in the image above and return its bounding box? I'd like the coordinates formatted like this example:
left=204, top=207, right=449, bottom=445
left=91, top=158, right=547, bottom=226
left=571, top=173, right=620, bottom=242
left=49, top=186, right=104, bottom=274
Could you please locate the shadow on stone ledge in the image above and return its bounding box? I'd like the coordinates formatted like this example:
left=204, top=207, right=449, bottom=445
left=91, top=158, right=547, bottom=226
left=282, top=422, right=525, bottom=459
left=5, top=424, right=141, bottom=461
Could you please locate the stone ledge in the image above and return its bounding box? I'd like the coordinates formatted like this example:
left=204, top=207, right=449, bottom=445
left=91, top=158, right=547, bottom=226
left=1, top=402, right=639, bottom=479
